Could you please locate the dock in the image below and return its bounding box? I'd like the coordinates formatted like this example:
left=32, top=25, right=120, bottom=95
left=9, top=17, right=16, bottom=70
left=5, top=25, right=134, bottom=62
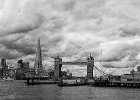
left=91, top=80, right=140, bottom=88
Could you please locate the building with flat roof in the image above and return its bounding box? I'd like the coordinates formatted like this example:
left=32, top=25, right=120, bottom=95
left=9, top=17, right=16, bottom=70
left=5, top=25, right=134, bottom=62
left=17, top=59, right=29, bottom=69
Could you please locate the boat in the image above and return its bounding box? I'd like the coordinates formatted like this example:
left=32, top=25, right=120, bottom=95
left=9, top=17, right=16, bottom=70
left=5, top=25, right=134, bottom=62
left=2, top=77, right=14, bottom=81
left=58, top=78, right=90, bottom=87
left=25, top=77, right=58, bottom=85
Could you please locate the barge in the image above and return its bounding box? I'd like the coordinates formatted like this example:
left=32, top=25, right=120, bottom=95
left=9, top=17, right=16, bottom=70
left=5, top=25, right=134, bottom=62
left=58, top=78, right=92, bottom=87
left=26, top=77, right=58, bottom=85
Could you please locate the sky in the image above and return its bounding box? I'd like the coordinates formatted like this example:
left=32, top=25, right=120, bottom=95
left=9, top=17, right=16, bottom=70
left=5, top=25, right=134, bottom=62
left=0, top=0, right=140, bottom=76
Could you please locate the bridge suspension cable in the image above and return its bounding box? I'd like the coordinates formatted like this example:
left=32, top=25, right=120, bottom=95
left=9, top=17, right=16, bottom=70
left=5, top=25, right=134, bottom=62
left=94, top=66, right=111, bottom=76
left=47, top=64, right=54, bottom=69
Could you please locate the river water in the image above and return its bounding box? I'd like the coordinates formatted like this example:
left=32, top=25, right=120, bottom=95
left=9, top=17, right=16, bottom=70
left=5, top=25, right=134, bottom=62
left=0, top=80, right=140, bottom=100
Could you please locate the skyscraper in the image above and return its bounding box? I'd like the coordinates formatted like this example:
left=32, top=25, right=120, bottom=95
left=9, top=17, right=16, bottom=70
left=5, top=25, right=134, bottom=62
left=34, top=38, right=43, bottom=75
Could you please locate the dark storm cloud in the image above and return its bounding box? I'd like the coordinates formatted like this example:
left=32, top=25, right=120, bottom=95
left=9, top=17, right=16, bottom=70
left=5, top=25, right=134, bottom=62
left=119, top=23, right=140, bottom=37
left=0, top=34, right=36, bottom=58
left=0, top=15, right=43, bottom=35
left=98, top=41, right=140, bottom=62
left=9, top=15, right=43, bottom=34
left=0, top=44, right=23, bottom=59
left=102, top=61, right=138, bottom=68
left=1, top=41, right=35, bottom=55
left=45, top=17, right=67, bottom=33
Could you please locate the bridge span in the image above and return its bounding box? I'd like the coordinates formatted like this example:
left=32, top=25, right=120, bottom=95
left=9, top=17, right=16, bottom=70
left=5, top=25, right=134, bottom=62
left=60, top=62, right=87, bottom=65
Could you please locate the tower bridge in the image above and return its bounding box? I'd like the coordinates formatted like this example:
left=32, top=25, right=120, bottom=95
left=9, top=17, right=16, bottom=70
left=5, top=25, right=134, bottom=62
left=54, top=55, right=94, bottom=81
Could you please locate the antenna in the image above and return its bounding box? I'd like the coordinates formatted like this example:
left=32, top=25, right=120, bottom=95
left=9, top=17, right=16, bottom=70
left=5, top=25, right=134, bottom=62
left=101, top=50, right=102, bottom=55
left=90, top=53, right=92, bottom=58
left=57, top=54, right=60, bottom=58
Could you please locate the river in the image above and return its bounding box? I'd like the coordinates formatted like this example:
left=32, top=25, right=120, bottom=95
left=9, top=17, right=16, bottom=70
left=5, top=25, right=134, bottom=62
left=0, top=80, right=140, bottom=100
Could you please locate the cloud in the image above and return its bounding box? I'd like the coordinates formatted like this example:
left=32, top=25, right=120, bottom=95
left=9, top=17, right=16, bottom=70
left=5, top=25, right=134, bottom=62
left=0, top=0, right=140, bottom=76
left=102, top=61, right=138, bottom=68
left=0, top=34, right=35, bottom=56
left=0, top=0, right=43, bottom=35
left=119, top=22, right=140, bottom=37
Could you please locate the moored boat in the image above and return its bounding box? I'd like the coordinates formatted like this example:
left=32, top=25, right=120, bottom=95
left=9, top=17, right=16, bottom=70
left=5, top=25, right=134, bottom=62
left=2, top=77, right=14, bottom=81
left=58, top=78, right=89, bottom=87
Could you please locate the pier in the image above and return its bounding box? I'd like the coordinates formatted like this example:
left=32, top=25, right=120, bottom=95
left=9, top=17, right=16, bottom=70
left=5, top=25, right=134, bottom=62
left=26, top=77, right=58, bottom=85
left=92, top=80, right=140, bottom=88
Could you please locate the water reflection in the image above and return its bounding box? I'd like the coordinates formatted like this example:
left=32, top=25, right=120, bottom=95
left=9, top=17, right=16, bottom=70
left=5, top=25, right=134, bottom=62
left=1, top=81, right=140, bottom=100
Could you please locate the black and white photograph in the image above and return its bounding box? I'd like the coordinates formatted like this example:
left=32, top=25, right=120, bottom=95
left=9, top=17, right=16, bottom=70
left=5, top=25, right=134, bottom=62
left=0, top=0, right=140, bottom=100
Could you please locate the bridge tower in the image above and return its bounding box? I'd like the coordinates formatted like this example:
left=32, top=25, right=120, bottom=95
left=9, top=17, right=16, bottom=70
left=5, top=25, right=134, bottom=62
left=87, top=54, right=94, bottom=78
left=54, top=55, right=62, bottom=81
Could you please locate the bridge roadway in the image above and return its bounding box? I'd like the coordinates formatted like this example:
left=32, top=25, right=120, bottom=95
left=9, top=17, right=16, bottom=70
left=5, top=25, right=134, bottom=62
left=60, top=62, right=88, bottom=65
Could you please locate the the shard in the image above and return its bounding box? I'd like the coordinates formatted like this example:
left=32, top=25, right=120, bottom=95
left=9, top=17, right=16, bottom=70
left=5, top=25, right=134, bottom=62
left=34, top=38, right=43, bottom=75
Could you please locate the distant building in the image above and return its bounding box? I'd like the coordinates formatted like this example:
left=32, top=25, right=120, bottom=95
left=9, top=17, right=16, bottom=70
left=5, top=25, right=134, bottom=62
left=23, top=62, right=29, bottom=68
left=1, top=58, right=7, bottom=69
left=61, top=71, right=73, bottom=79
left=137, top=66, right=140, bottom=72
left=17, top=59, right=23, bottom=68
left=1, top=58, right=8, bottom=77
left=25, top=68, right=35, bottom=78
left=17, top=59, right=29, bottom=69
left=61, top=71, right=67, bottom=77
left=0, top=68, right=3, bottom=77
left=68, top=73, right=72, bottom=78
left=100, top=66, right=140, bottom=83
left=48, top=71, right=54, bottom=79
left=16, top=59, right=30, bottom=80
left=6, top=65, right=16, bottom=77
left=48, top=69, right=73, bottom=79
left=8, top=65, right=15, bottom=69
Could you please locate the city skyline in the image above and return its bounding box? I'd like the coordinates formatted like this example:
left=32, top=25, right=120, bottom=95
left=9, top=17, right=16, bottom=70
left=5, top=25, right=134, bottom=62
left=0, top=0, right=140, bottom=76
